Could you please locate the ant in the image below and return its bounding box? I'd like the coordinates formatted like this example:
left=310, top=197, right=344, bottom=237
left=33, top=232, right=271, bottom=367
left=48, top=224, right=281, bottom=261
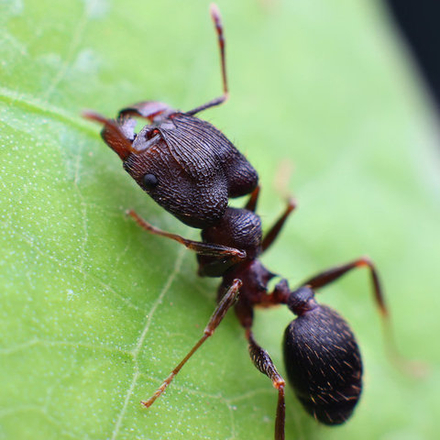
left=84, top=4, right=397, bottom=439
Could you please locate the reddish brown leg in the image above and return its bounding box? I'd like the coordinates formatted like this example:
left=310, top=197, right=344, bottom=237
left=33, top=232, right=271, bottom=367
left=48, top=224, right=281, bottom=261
left=187, top=4, right=229, bottom=116
left=128, top=210, right=246, bottom=262
left=118, top=101, right=174, bottom=122
left=300, top=256, right=387, bottom=315
left=244, top=186, right=260, bottom=212
left=301, top=257, right=424, bottom=375
left=261, top=198, right=297, bottom=254
left=246, top=330, right=286, bottom=440
left=142, top=279, right=242, bottom=408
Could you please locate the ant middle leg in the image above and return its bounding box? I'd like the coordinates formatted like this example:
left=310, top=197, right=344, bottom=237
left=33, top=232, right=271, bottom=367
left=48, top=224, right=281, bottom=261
left=243, top=185, right=296, bottom=253
left=128, top=210, right=246, bottom=263
left=244, top=185, right=260, bottom=212
left=142, top=279, right=242, bottom=408
left=261, top=197, right=297, bottom=254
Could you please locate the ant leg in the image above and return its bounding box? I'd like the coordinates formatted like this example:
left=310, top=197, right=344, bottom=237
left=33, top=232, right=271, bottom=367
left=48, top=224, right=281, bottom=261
left=186, top=4, right=229, bottom=116
left=142, top=279, right=242, bottom=408
left=261, top=198, right=297, bottom=254
left=244, top=186, right=260, bottom=212
left=246, top=329, right=286, bottom=440
left=300, top=257, right=424, bottom=375
left=300, top=256, right=387, bottom=315
left=118, top=101, right=175, bottom=122
left=128, top=210, right=246, bottom=262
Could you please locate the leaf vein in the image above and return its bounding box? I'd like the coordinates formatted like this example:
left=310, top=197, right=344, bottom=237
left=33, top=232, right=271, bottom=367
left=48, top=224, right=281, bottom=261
left=110, top=246, right=186, bottom=440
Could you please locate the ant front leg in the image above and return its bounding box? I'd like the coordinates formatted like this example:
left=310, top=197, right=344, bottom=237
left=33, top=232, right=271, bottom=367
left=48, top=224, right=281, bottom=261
left=142, top=279, right=242, bottom=408
left=128, top=210, right=246, bottom=263
left=246, top=329, right=286, bottom=440
left=186, top=4, right=229, bottom=116
left=118, top=101, right=176, bottom=123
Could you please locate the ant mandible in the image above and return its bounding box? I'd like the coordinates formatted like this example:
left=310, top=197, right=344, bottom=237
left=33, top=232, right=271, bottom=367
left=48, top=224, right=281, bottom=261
left=84, top=4, right=395, bottom=439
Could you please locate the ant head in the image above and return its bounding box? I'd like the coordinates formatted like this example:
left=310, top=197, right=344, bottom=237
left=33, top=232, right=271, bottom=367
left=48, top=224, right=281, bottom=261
left=287, top=286, right=318, bottom=316
left=83, top=110, right=229, bottom=228
left=123, top=129, right=228, bottom=228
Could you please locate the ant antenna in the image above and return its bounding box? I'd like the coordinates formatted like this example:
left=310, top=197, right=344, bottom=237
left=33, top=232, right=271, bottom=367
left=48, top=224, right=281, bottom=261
left=187, top=3, right=229, bottom=116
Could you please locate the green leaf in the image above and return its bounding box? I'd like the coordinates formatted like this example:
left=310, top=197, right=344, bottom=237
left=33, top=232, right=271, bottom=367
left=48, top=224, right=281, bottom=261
left=1, top=0, right=440, bottom=439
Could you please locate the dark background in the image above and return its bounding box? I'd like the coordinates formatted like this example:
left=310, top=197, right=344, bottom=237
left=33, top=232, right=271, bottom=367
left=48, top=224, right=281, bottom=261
left=386, top=0, right=440, bottom=114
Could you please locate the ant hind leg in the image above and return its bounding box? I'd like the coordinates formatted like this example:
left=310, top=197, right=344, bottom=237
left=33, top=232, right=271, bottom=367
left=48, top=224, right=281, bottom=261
left=246, top=329, right=286, bottom=440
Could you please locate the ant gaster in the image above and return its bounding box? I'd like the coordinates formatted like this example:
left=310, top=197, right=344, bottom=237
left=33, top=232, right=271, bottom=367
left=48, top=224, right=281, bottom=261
left=84, top=5, right=394, bottom=439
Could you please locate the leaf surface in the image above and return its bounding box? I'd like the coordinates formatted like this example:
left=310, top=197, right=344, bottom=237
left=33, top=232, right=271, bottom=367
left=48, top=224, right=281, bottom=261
left=1, top=1, right=440, bottom=439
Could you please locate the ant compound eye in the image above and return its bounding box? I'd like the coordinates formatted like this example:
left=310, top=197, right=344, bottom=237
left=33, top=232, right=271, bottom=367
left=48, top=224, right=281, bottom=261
left=143, top=173, right=158, bottom=189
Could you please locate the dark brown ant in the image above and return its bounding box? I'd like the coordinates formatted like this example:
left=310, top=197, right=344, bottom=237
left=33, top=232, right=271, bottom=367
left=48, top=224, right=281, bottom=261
left=84, top=4, right=397, bottom=439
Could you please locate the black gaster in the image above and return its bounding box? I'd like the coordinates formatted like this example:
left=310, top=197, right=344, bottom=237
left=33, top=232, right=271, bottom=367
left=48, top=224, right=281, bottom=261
left=283, top=305, right=363, bottom=425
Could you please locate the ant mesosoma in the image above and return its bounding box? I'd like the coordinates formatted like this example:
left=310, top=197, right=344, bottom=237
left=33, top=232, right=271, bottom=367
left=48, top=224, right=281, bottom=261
left=84, top=4, right=395, bottom=439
